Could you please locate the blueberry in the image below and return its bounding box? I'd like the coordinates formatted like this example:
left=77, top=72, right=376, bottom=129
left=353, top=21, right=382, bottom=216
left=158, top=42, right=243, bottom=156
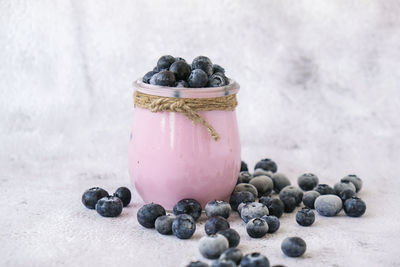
left=211, top=259, right=236, bottom=267
left=254, top=158, right=277, bottom=173
left=157, top=55, right=175, bottom=70
left=281, top=196, right=297, bottom=213
left=271, top=173, right=291, bottom=193
left=149, top=73, right=157, bottom=85
left=313, top=184, right=335, bottom=195
left=279, top=185, right=303, bottom=206
left=82, top=187, right=109, bottom=209
left=173, top=198, right=202, bottom=221
left=175, top=57, right=186, bottom=62
left=219, top=247, right=242, bottom=264
left=339, top=189, right=357, bottom=202
left=172, top=214, right=196, bottom=239
left=217, top=228, right=240, bottom=248
left=341, top=174, right=363, bottom=192
left=154, top=70, right=176, bottom=87
left=205, top=200, right=231, bottom=219
left=113, top=187, right=131, bottom=207
left=240, top=202, right=269, bottom=223
left=302, top=190, right=320, bottom=209
left=240, top=252, right=270, bottom=267
left=213, top=64, right=225, bottom=74
left=169, top=61, right=191, bottom=81
left=186, top=261, right=209, bottom=267
left=296, top=208, right=315, bottom=226
left=208, top=73, right=227, bottom=87
left=233, top=183, right=258, bottom=198
left=261, top=215, right=280, bottom=233
left=237, top=201, right=252, bottom=215
left=199, top=234, right=229, bottom=259
left=192, top=56, right=213, bottom=76
left=155, top=214, right=175, bottom=235
left=334, top=181, right=356, bottom=195
left=152, top=66, right=160, bottom=73
left=137, top=203, right=166, bottom=228
left=314, top=195, right=343, bottom=217
left=253, top=168, right=273, bottom=177
left=297, top=173, right=319, bottom=191
left=95, top=196, right=123, bottom=217
left=143, top=71, right=157, bottom=84
left=237, top=171, right=253, bottom=184
left=176, top=80, right=189, bottom=88
left=246, top=218, right=268, bottom=238
left=281, top=237, right=306, bottom=257
left=205, top=216, right=230, bottom=235
left=240, top=161, right=248, bottom=172
left=259, top=197, right=284, bottom=218
left=188, top=69, right=208, bottom=88
left=229, top=191, right=255, bottom=211
left=344, top=197, right=366, bottom=217
left=249, top=175, right=274, bottom=197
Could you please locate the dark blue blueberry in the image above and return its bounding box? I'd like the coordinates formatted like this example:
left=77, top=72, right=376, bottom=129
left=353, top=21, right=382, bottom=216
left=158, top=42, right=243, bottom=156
left=240, top=161, right=248, bottom=172
left=95, top=196, right=123, bottom=217
left=170, top=60, right=191, bottom=81
left=155, top=214, right=175, bottom=235
left=249, top=175, right=274, bottom=197
left=281, top=237, right=306, bottom=257
left=113, top=187, right=131, bottom=207
left=208, top=73, right=228, bottom=87
left=234, top=183, right=258, bottom=198
left=157, top=55, right=175, bottom=70
left=173, top=198, right=202, bottom=221
left=314, top=184, right=335, bottom=195
left=334, top=181, right=356, bottom=195
left=261, top=215, right=280, bottom=233
left=279, top=186, right=303, bottom=206
left=205, top=216, right=230, bottom=235
left=219, top=247, right=242, bottom=264
left=229, top=191, right=255, bottom=211
left=211, top=259, right=236, bottom=267
left=237, top=171, right=253, bottom=184
left=344, top=197, right=366, bottom=217
left=314, top=195, right=342, bottom=217
left=172, top=214, right=196, bottom=239
left=175, top=57, right=186, bottom=62
left=296, top=208, right=315, bottom=226
left=339, top=189, right=356, bottom=203
left=253, top=168, right=273, bottom=177
left=205, top=200, right=231, bottom=219
left=240, top=202, right=269, bottom=223
left=152, top=66, right=160, bottom=73
left=213, top=64, right=225, bottom=74
left=192, top=56, right=213, bottom=76
left=188, top=69, right=208, bottom=88
left=154, top=70, right=176, bottom=87
left=259, top=197, right=284, bottom=218
left=281, top=196, right=297, bottom=213
left=143, top=71, right=157, bottom=84
left=186, top=261, right=209, bottom=267
left=254, top=158, right=277, bottom=173
left=217, top=228, right=240, bottom=248
left=81, top=187, right=109, bottom=209
left=297, top=173, right=319, bottom=191
left=176, top=80, right=188, bottom=88
left=246, top=218, right=269, bottom=238
left=137, top=203, right=166, bottom=228
left=341, top=174, right=362, bottom=192
left=199, top=234, right=229, bottom=259
left=271, top=173, right=291, bottom=193
left=240, top=252, right=270, bottom=267
left=302, top=190, right=320, bottom=209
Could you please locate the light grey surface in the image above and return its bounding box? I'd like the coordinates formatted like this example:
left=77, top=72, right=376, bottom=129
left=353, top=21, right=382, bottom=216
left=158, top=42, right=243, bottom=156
left=1, top=1, right=400, bottom=266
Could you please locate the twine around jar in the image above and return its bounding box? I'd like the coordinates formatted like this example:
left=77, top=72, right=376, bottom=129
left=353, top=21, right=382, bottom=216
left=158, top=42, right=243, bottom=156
left=134, top=90, right=238, bottom=141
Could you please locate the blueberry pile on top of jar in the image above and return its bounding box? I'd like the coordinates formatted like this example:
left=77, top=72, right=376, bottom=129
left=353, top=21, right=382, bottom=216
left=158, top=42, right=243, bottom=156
left=142, top=55, right=229, bottom=88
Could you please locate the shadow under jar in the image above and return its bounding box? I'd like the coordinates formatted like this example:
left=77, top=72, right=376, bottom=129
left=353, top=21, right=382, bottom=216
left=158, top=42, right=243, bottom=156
left=129, top=79, right=241, bottom=210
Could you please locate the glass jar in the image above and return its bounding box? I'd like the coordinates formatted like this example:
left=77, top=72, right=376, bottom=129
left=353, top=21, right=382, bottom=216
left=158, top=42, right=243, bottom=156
left=129, top=80, right=241, bottom=210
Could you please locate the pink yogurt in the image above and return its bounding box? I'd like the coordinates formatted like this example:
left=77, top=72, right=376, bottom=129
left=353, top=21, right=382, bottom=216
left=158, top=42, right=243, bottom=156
left=129, top=80, right=241, bottom=210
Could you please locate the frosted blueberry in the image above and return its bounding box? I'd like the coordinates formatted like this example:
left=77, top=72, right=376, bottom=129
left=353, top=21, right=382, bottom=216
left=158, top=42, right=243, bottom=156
left=170, top=60, right=191, bottom=81
left=240, top=202, right=269, bottom=223
left=341, top=174, right=363, bottom=192
left=157, top=55, right=175, bottom=70
left=315, top=195, right=343, bottom=217
left=241, top=252, right=270, bottom=267
left=281, top=237, right=306, bottom=257
left=229, top=191, right=255, bottom=211
left=173, top=198, right=202, bottom=221
left=155, top=214, right=175, bottom=235
left=240, top=161, right=248, bottom=172
left=154, top=70, right=176, bottom=87
left=271, top=173, right=291, bottom=193
left=137, top=203, right=166, bottom=228
left=219, top=247, right=242, bottom=264
left=297, top=173, right=319, bottom=191
left=205, top=216, right=230, bottom=235
left=261, top=215, right=280, bottom=233
left=249, top=175, right=274, bottom=197
left=237, top=201, right=252, bottom=215
left=253, top=168, right=273, bottom=177
left=186, top=261, right=209, bottom=267
left=217, top=228, right=240, bottom=248
left=314, top=184, right=335, bottom=195
left=237, top=171, right=253, bottom=184
left=296, top=208, right=315, bottom=226
left=344, top=197, right=366, bottom=217
left=114, top=187, right=131, bottom=207
left=211, top=259, right=236, bottom=267
left=192, top=56, right=213, bottom=76
left=199, top=234, right=229, bottom=259
left=149, top=73, right=157, bottom=85
left=254, top=158, right=277, bottom=173
left=172, top=214, right=196, bottom=239
left=302, top=190, right=320, bottom=209
left=188, top=69, right=209, bottom=88
left=259, top=196, right=284, bottom=218
left=205, top=200, right=231, bottom=219
left=339, top=189, right=356, bottom=202
left=233, top=183, right=258, bottom=199
left=95, top=196, right=123, bottom=217
left=82, top=187, right=109, bottom=209
left=334, top=181, right=356, bottom=195
left=279, top=185, right=303, bottom=205
left=208, top=73, right=227, bottom=87
left=246, top=218, right=269, bottom=238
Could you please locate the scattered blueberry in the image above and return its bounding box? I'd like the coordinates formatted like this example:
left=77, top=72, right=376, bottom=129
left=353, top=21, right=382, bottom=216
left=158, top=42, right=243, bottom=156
left=261, top=215, right=280, bottom=233
left=157, top=55, right=175, bottom=70
left=339, top=189, right=357, bottom=203
left=95, top=196, right=123, bottom=217
left=208, top=73, right=228, bottom=87
left=341, top=174, right=363, bottom=192
left=137, top=203, right=166, bottom=228
left=253, top=168, right=273, bottom=177
left=237, top=171, right=253, bottom=184
left=176, top=80, right=189, bottom=88
left=250, top=175, right=274, bottom=197
left=172, top=214, right=196, bottom=239
left=254, top=158, right=277, bottom=173
left=219, top=247, right=242, bottom=264
left=173, top=198, right=202, bottom=221
left=229, top=191, right=256, bottom=211
left=170, top=60, right=191, bottom=81
left=199, top=234, right=229, bottom=259
left=188, top=69, right=209, bottom=88
left=154, top=70, right=176, bottom=87
left=314, top=195, right=343, bottom=217
left=155, top=214, right=175, bottom=235
left=246, top=218, right=269, bottom=238
left=213, top=64, right=225, bottom=74
left=82, top=187, right=109, bottom=209
left=217, top=228, right=240, bottom=248
left=205, top=200, right=231, bottom=219
left=113, top=187, right=131, bottom=207
left=211, top=259, right=236, bottom=267
left=240, top=161, right=248, bottom=172
left=279, top=185, right=303, bottom=205
left=281, top=237, right=306, bottom=257
left=233, top=183, right=258, bottom=198
left=240, top=252, right=270, bottom=267
left=296, top=208, right=315, bottom=226
left=297, top=173, right=319, bottom=191
left=344, top=197, right=366, bottom=217
left=302, top=190, right=320, bottom=209
left=259, top=196, right=284, bottom=218
left=314, top=184, right=335, bottom=195
left=281, top=196, right=297, bottom=213
left=143, top=71, right=157, bottom=84
left=205, top=216, right=230, bottom=235
left=334, top=181, right=356, bottom=195
left=271, top=173, right=291, bottom=193
left=240, top=202, right=269, bottom=223
left=192, top=56, right=213, bottom=76
left=237, top=201, right=252, bottom=215
left=186, top=261, right=209, bottom=267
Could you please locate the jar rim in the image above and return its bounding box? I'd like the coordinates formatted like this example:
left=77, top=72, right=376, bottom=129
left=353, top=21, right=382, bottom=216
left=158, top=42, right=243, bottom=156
left=133, top=78, right=239, bottom=98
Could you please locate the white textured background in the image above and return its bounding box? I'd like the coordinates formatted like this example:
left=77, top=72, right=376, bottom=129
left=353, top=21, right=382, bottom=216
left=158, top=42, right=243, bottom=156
left=1, top=1, right=400, bottom=266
